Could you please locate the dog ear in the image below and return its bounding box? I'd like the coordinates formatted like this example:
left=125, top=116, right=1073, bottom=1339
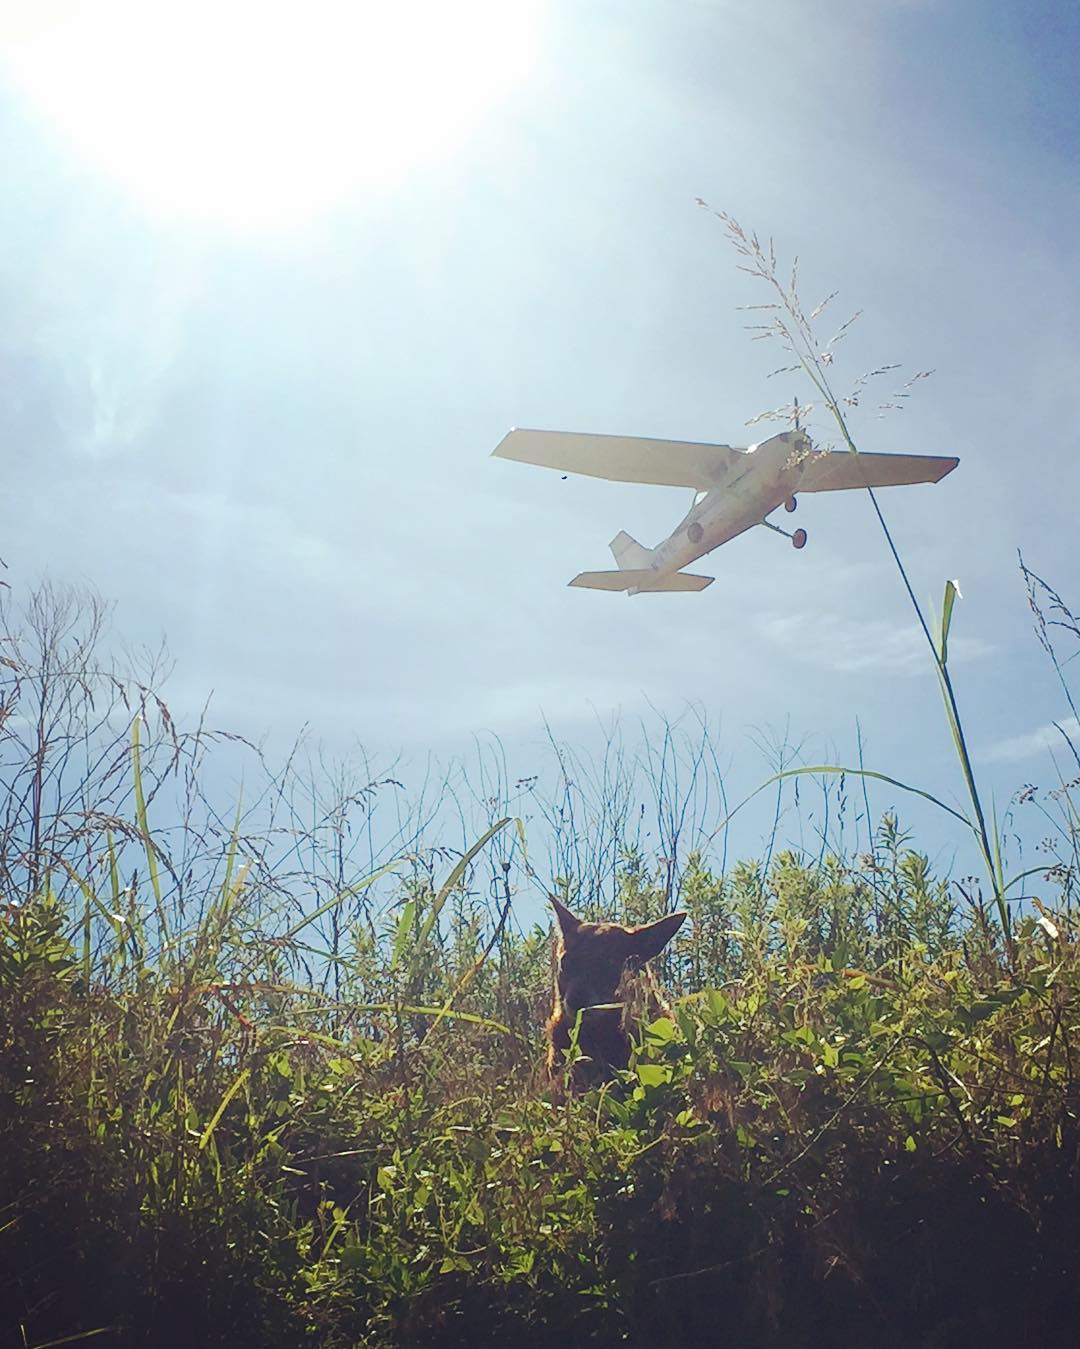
left=549, top=895, right=583, bottom=940
left=627, top=911, right=687, bottom=961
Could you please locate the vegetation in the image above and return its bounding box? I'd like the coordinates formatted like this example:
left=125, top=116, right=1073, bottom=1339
left=4, top=218, right=1078, bottom=1346
left=1, top=574, right=1078, bottom=1349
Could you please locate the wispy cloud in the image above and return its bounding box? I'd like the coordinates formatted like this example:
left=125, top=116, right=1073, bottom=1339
left=754, top=609, right=992, bottom=676
left=982, top=716, right=1080, bottom=764
left=2, top=184, right=206, bottom=460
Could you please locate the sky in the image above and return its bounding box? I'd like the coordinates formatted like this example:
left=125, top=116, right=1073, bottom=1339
left=0, top=0, right=1078, bottom=893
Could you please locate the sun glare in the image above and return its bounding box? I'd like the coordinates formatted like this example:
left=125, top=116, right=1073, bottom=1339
left=0, top=0, right=542, bottom=234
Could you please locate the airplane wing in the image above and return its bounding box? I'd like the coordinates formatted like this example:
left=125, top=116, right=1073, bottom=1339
left=492, top=428, right=748, bottom=490
left=793, top=450, right=959, bottom=493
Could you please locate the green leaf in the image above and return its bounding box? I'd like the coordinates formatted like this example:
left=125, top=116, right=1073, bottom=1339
left=939, top=578, right=960, bottom=665
left=339, top=1240, right=366, bottom=1272
left=644, top=1016, right=677, bottom=1043
left=505, top=1248, right=536, bottom=1277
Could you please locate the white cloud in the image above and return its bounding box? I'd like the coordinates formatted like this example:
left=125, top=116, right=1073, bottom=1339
left=982, top=716, right=1080, bottom=764
left=754, top=609, right=992, bottom=676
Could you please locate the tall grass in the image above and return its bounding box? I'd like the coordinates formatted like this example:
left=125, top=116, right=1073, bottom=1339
left=1, top=569, right=1077, bottom=1347
left=700, top=206, right=1023, bottom=936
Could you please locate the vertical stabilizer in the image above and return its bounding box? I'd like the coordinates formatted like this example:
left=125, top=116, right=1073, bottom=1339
left=610, top=530, right=655, bottom=570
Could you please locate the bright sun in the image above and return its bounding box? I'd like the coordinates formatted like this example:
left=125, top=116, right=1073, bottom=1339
left=0, top=0, right=542, bottom=234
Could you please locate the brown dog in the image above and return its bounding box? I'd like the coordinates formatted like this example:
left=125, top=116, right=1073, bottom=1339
left=546, top=896, right=687, bottom=1088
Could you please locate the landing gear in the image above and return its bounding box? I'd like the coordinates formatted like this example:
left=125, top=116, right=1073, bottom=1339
left=760, top=516, right=808, bottom=550
left=784, top=495, right=798, bottom=513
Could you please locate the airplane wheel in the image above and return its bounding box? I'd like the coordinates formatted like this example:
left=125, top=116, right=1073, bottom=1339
left=784, top=495, right=797, bottom=513
left=792, top=528, right=807, bottom=550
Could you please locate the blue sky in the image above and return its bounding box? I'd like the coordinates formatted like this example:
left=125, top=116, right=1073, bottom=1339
left=1, top=0, right=1077, bottom=884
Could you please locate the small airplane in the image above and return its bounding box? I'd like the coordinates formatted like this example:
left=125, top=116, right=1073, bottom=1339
left=492, top=426, right=958, bottom=594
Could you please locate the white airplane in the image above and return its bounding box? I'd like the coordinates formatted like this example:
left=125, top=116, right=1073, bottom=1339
left=492, top=427, right=958, bottom=594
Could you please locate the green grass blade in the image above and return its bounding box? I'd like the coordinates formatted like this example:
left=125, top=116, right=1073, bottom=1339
left=221, top=795, right=241, bottom=903
left=421, top=819, right=523, bottom=1040
left=262, top=1004, right=519, bottom=1038
left=725, top=766, right=975, bottom=836
left=939, top=578, right=960, bottom=664
left=28, top=1330, right=118, bottom=1349
left=933, top=660, right=1004, bottom=927
left=1002, top=865, right=1051, bottom=896
left=991, top=796, right=1005, bottom=897
left=106, top=831, right=121, bottom=910
left=389, top=899, right=416, bottom=975
left=53, top=858, right=124, bottom=941
left=199, top=1067, right=251, bottom=1150
left=352, top=1002, right=517, bottom=1037
left=413, top=818, right=510, bottom=960
left=130, top=715, right=167, bottom=945
left=280, top=858, right=408, bottom=943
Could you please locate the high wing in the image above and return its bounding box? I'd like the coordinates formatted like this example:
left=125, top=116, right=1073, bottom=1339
left=792, top=450, right=958, bottom=494
left=492, top=428, right=748, bottom=490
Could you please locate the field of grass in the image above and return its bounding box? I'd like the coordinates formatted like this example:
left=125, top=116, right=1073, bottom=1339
left=4, top=221, right=1079, bottom=1347
left=2, top=570, right=1078, bottom=1349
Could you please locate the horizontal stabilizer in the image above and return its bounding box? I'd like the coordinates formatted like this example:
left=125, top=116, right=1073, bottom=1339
left=610, top=530, right=655, bottom=570
left=493, top=428, right=747, bottom=490
left=570, top=569, right=714, bottom=593
left=638, top=572, right=714, bottom=592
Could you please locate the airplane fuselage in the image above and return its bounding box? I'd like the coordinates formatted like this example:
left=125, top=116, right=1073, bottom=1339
left=628, top=433, right=800, bottom=593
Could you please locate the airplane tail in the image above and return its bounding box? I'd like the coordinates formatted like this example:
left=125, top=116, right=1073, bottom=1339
left=609, top=530, right=655, bottom=570
left=570, top=569, right=714, bottom=593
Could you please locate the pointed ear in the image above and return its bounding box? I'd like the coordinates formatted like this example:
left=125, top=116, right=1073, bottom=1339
left=627, top=911, right=687, bottom=962
left=549, top=895, right=582, bottom=940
